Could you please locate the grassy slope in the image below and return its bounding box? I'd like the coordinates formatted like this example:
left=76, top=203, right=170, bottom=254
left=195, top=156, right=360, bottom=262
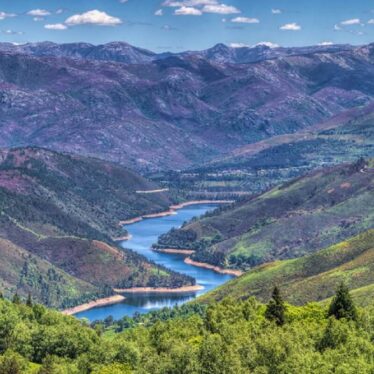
left=157, top=159, right=374, bottom=269
left=0, top=238, right=98, bottom=308
left=0, top=147, right=173, bottom=239
left=198, top=230, right=374, bottom=305
left=0, top=147, right=193, bottom=308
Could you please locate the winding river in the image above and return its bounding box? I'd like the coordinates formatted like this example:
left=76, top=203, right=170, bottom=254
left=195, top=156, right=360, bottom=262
left=75, top=204, right=233, bottom=321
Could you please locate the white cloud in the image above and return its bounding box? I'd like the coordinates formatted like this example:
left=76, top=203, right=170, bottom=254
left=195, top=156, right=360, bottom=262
left=119, top=0, right=129, bottom=3
left=163, top=1, right=240, bottom=16
left=202, top=4, right=240, bottom=14
left=27, top=9, right=51, bottom=17
left=280, top=23, right=301, bottom=31
left=231, top=17, right=259, bottom=24
left=33, top=17, right=44, bottom=22
left=318, top=41, right=333, bottom=46
left=272, top=9, right=282, bottom=14
left=368, top=19, right=374, bottom=24
left=65, top=10, right=122, bottom=26
left=229, top=42, right=249, bottom=48
left=45, top=23, right=67, bottom=30
left=155, top=9, right=163, bottom=16
left=340, top=18, right=361, bottom=26
left=175, top=6, right=202, bottom=15
left=0, top=11, right=16, bottom=20
left=163, top=0, right=218, bottom=6
left=334, top=24, right=341, bottom=31
left=254, top=41, right=279, bottom=48
left=2, top=29, right=23, bottom=35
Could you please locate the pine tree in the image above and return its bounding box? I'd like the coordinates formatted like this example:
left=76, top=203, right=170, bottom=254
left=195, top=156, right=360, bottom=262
left=26, top=293, right=33, bottom=307
left=12, top=292, right=21, bottom=305
left=265, top=286, right=286, bottom=326
left=328, top=282, right=357, bottom=321
left=0, top=291, right=3, bottom=299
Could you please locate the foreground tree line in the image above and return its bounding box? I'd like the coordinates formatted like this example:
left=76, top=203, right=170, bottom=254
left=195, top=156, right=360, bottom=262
left=0, top=284, right=372, bottom=373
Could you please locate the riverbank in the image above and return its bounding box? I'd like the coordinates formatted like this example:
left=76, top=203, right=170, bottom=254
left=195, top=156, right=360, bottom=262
left=184, top=257, right=243, bottom=277
left=62, top=295, right=126, bottom=316
left=153, top=247, right=243, bottom=277
left=113, top=285, right=204, bottom=294
left=119, top=200, right=234, bottom=227
left=143, top=210, right=176, bottom=219
left=113, top=234, right=132, bottom=242
left=152, top=248, right=195, bottom=255
left=118, top=210, right=176, bottom=226
left=170, top=200, right=235, bottom=210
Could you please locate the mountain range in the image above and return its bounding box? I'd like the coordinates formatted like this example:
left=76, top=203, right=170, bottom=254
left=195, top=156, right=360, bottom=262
left=1, top=41, right=374, bottom=174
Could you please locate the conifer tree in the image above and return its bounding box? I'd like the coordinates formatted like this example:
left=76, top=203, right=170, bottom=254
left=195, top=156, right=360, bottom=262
left=12, top=292, right=21, bottom=305
left=26, top=293, right=33, bottom=307
left=265, top=286, right=286, bottom=326
left=0, top=291, right=3, bottom=299
left=328, top=282, right=357, bottom=321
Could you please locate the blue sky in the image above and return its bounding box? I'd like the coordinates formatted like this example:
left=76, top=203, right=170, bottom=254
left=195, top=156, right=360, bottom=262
left=0, top=0, right=374, bottom=51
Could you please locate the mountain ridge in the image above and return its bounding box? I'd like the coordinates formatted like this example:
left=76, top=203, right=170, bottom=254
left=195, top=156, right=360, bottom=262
left=1, top=41, right=374, bottom=172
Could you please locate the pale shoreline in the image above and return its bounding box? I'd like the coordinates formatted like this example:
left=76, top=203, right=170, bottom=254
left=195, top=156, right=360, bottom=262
left=113, top=234, right=132, bottom=242
left=170, top=200, right=235, bottom=210
left=113, top=285, right=204, bottom=294
left=184, top=257, right=243, bottom=277
left=152, top=248, right=196, bottom=255
left=62, top=295, right=126, bottom=316
left=118, top=200, right=234, bottom=228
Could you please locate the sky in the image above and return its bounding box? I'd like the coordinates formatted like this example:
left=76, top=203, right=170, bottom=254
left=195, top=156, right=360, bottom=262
left=0, top=0, right=374, bottom=52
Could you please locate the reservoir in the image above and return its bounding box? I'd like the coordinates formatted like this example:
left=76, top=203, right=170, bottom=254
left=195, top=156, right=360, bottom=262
left=75, top=204, right=233, bottom=321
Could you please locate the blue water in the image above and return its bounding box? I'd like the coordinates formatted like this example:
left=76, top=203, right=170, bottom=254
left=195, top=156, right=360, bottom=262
left=75, top=204, right=233, bottom=321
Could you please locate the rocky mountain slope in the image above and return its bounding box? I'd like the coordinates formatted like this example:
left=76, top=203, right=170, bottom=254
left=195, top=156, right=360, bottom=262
left=0, top=147, right=193, bottom=308
left=163, top=101, right=374, bottom=198
left=1, top=42, right=374, bottom=171
left=156, top=159, right=374, bottom=269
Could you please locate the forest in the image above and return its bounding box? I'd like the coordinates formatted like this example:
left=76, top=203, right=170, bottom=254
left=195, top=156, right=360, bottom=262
left=0, top=285, right=373, bottom=373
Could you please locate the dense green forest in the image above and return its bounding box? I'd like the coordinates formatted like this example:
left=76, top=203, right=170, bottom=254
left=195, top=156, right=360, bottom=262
left=0, top=286, right=373, bottom=373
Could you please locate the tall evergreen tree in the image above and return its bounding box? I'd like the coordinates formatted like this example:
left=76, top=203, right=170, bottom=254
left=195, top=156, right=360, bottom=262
left=12, top=293, right=21, bottom=305
left=328, top=282, right=357, bottom=321
left=265, top=286, right=286, bottom=326
left=26, top=293, right=33, bottom=307
left=0, top=291, right=3, bottom=299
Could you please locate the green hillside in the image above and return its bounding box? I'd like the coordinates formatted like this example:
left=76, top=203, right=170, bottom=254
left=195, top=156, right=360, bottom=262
left=0, top=147, right=193, bottom=308
left=156, top=159, right=374, bottom=270
left=0, top=238, right=98, bottom=308
left=198, top=230, right=374, bottom=305
left=0, top=291, right=373, bottom=373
